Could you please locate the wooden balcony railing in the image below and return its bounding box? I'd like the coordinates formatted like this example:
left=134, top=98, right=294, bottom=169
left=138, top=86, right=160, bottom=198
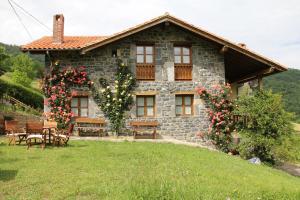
left=136, top=65, right=155, bottom=80
left=175, top=65, right=192, bottom=81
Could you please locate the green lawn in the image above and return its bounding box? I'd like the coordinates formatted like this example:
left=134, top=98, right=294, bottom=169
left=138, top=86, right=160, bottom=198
left=0, top=139, right=300, bottom=200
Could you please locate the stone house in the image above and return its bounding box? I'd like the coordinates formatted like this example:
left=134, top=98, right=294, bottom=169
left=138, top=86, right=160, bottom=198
left=22, top=13, right=287, bottom=141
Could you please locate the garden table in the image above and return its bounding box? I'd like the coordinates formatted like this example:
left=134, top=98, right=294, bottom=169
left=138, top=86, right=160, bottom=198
left=43, top=126, right=56, bottom=144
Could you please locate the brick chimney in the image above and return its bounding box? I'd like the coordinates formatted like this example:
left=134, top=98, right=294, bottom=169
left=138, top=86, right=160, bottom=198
left=53, top=14, right=64, bottom=44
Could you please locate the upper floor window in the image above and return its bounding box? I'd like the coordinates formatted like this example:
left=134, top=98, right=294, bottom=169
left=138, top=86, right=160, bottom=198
left=175, top=95, right=193, bottom=116
left=174, top=46, right=192, bottom=81
left=71, top=96, right=88, bottom=117
left=136, top=45, right=155, bottom=80
left=136, top=95, right=155, bottom=117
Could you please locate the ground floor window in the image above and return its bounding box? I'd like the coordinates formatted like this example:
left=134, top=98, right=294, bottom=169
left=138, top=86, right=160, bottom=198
left=71, top=96, right=88, bottom=117
left=136, top=95, right=155, bottom=117
left=175, top=95, right=193, bottom=116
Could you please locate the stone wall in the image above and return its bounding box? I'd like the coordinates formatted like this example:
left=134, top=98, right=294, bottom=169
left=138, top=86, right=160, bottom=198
left=46, top=23, right=225, bottom=141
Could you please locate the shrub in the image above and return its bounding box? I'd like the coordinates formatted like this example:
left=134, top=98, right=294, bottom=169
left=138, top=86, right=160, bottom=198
left=234, top=90, right=293, bottom=163
left=11, top=70, right=32, bottom=87
left=273, top=134, right=300, bottom=163
left=0, top=78, right=43, bottom=109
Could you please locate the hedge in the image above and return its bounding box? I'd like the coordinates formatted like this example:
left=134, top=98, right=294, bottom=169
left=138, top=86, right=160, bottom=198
left=0, top=78, right=43, bottom=109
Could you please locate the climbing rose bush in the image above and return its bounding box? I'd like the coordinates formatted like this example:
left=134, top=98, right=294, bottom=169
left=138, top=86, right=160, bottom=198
left=196, top=83, right=235, bottom=152
left=92, top=59, right=136, bottom=135
left=43, top=62, right=93, bottom=129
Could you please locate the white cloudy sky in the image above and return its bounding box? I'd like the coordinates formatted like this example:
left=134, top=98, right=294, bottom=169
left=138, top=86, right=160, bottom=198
left=1, top=0, right=300, bottom=69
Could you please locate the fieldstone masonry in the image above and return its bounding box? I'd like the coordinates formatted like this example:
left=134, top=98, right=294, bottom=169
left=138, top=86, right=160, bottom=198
left=46, top=23, right=225, bottom=142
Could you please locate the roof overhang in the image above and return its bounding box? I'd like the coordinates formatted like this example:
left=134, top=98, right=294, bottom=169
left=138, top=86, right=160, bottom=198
left=21, top=13, right=288, bottom=83
left=80, top=14, right=287, bottom=74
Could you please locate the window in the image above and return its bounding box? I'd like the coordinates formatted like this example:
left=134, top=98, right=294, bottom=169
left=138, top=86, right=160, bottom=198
left=136, top=45, right=155, bottom=80
left=136, top=96, right=155, bottom=117
left=175, top=95, right=193, bottom=116
left=71, top=96, right=88, bottom=117
left=174, top=46, right=192, bottom=80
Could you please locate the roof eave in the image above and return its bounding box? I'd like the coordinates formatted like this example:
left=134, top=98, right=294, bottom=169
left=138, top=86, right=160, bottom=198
left=80, top=14, right=287, bottom=72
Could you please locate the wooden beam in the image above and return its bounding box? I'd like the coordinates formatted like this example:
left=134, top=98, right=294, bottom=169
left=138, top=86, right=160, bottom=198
left=257, top=75, right=263, bottom=90
left=220, top=46, right=228, bottom=54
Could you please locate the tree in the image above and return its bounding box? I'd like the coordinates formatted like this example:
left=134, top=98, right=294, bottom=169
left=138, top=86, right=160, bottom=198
left=11, top=54, right=34, bottom=86
left=234, top=90, right=293, bottom=163
left=0, top=46, right=9, bottom=74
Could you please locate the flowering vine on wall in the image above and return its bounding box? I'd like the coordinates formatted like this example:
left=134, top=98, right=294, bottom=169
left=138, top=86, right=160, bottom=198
left=43, top=61, right=93, bottom=129
left=92, top=59, right=136, bottom=135
left=196, top=83, right=235, bottom=152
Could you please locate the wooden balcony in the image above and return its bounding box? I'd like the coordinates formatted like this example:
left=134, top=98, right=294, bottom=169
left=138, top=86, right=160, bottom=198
left=136, top=65, right=155, bottom=80
left=175, top=65, right=192, bottom=81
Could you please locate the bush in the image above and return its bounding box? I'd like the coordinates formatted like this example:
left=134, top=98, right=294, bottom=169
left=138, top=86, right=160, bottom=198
left=0, top=78, right=43, bottom=109
left=238, top=131, right=276, bottom=163
left=273, top=134, right=300, bottom=163
left=11, top=70, right=32, bottom=87
left=234, top=90, right=293, bottom=163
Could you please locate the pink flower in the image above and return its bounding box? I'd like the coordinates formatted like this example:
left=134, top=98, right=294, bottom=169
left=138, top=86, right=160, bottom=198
left=51, top=95, right=57, bottom=101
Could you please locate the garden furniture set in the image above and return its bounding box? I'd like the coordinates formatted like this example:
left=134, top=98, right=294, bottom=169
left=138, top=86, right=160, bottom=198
left=4, top=120, right=72, bottom=149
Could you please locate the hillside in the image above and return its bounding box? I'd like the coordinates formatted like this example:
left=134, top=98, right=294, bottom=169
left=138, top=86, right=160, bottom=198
left=264, top=69, right=300, bottom=121
left=0, top=42, right=44, bottom=63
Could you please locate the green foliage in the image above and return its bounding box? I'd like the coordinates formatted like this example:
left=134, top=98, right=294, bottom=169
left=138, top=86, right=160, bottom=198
left=0, top=103, right=41, bottom=116
left=11, top=70, right=32, bottom=87
left=0, top=78, right=43, bottom=109
left=238, top=131, right=277, bottom=163
left=93, top=59, right=136, bottom=135
left=0, top=42, right=44, bottom=63
left=264, top=69, right=300, bottom=121
left=273, top=134, right=300, bottom=164
left=0, top=43, right=44, bottom=78
left=235, top=90, right=294, bottom=163
left=11, top=54, right=35, bottom=86
left=0, top=46, right=9, bottom=74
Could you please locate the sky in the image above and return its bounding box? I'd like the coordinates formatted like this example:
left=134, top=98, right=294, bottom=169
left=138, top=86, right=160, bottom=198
left=1, top=0, right=300, bottom=69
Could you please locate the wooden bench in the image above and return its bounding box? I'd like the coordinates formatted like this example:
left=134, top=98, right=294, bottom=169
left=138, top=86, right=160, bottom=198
left=130, top=121, right=158, bottom=139
left=75, top=118, right=106, bottom=136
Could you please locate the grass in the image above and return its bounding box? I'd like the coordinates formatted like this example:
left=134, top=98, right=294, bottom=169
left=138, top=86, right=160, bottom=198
left=293, top=122, right=300, bottom=133
left=0, top=73, right=42, bottom=94
left=0, top=139, right=300, bottom=200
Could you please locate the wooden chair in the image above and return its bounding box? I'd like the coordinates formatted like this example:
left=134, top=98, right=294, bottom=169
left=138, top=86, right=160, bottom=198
left=26, top=121, right=45, bottom=149
left=4, top=120, right=27, bottom=145
left=56, top=123, right=74, bottom=146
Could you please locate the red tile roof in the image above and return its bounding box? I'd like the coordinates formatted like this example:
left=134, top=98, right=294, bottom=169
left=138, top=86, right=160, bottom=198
left=21, top=36, right=107, bottom=50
